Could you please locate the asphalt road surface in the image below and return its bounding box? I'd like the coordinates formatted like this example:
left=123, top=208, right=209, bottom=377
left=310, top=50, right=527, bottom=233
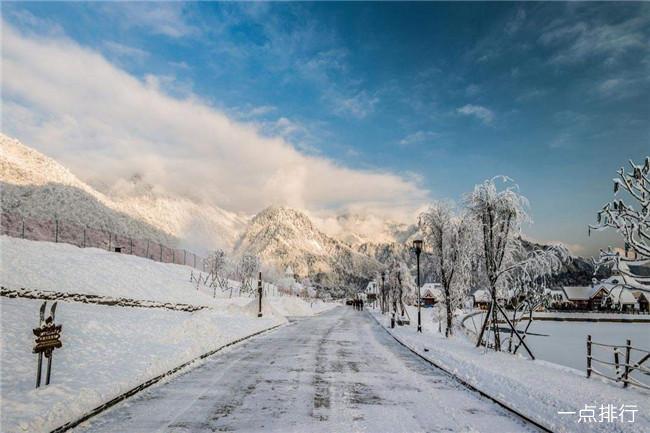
left=76, top=307, right=539, bottom=433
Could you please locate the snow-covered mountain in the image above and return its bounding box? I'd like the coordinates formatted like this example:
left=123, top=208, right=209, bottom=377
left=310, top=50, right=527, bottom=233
left=234, top=206, right=383, bottom=287
left=313, top=212, right=417, bottom=247
left=0, top=134, right=248, bottom=251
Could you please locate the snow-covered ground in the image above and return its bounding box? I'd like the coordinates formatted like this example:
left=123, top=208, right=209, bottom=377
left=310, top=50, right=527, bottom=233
left=1, top=236, right=237, bottom=306
left=463, top=310, right=649, bottom=372
left=0, top=298, right=284, bottom=433
left=0, top=236, right=336, bottom=433
left=373, top=307, right=650, bottom=433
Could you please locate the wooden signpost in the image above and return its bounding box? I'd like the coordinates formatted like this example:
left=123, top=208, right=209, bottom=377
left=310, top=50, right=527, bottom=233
left=33, top=301, right=62, bottom=388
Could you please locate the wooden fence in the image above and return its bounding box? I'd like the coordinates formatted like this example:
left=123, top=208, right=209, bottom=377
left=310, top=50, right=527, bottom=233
left=587, top=335, right=650, bottom=390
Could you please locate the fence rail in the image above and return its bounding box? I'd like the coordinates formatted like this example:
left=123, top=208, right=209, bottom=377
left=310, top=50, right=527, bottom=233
left=587, top=335, right=650, bottom=391
left=1, top=212, right=208, bottom=271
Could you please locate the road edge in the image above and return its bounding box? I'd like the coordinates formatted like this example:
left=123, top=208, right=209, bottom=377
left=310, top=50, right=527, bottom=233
left=49, top=322, right=286, bottom=433
left=367, top=311, right=553, bottom=433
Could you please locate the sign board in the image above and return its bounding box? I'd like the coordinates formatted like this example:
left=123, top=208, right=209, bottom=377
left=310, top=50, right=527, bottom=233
left=33, top=301, right=62, bottom=387
left=33, top=323, right=63, bottom=355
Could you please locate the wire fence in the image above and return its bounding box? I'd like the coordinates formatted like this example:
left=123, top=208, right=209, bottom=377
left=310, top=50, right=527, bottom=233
left=1, top=212, right=208, bottom=271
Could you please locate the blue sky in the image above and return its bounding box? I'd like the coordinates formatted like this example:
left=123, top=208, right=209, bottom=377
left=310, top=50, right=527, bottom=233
left=2, top=2, right=649, bottom=255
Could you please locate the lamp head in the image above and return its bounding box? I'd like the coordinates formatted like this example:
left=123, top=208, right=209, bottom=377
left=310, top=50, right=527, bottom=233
left=413, top=239, right=423, bottom=255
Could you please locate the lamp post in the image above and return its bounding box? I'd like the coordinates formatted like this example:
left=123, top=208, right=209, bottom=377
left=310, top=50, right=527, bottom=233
left=381, top=271, right=386, bottom=314
left=257, top=272, right=263, bottom=318
left=413, top=239, right=423, bottom=332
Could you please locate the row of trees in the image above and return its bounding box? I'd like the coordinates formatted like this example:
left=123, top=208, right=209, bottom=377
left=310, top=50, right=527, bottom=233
left=378, top=177, right=569, bottom=356
left=199, top=250, right=311, bottom=298
left=391, top=156, right=648, bottom=354
left=198, top=250, right=261, bottom=297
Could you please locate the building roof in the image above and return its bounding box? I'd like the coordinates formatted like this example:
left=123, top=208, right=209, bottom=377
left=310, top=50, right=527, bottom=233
left=422, top=285, right=444, bottom=301
left=365, top=281, right=379, bottom=294
left=608, top=287, right=637, bottom=305
left=561, top=286, right=596, bottom=301
left=472, top=289, right=490, bottom=303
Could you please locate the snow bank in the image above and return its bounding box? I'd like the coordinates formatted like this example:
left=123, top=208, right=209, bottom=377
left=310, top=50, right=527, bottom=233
left=371, top=309, right=650, bottom=433
left=0, top=236, right=336, bottom=313
left=0, top=236, right=220, bottom=306
left=0, top=236, right=337, bottom=432
left=0, top=298, right=285, bottom=433
left=242, top=297, right=283, bottom=318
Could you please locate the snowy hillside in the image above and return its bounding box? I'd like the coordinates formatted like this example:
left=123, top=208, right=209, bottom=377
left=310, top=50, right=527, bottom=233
left=0, top=134, right=248, bottom=251
left=313, top=212, right=417, bottom=247
left=234, top=206, right=383, bottom=287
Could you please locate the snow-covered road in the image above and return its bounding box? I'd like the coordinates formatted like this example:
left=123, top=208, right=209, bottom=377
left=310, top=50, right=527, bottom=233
left=75, top=307, right=538, bottom=433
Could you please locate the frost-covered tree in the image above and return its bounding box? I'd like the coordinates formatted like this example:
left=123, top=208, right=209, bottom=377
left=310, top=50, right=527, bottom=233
left=465, top=177, right=529, bottom=350
left=237, top=254, right=261, bottom=295
left=465, top=177, right=567, bottom=355
left=419, top=202, right=477, bottom=337
left=590, top=157, right=650, bottom=269
left=205, top=249, right=232, bottom=296
left=395, top=261, right=415, bottom=316
left=500, top=243, right=569, bottom=352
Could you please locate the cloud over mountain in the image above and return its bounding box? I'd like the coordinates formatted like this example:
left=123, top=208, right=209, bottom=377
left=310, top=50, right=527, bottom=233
left=1, top=22, right=428, bottom=218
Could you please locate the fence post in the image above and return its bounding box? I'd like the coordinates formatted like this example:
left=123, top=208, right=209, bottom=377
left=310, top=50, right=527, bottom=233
left=55, top=219, right=59, bottom=243
left=614, top=347, right=621, bottom=381
left=130, top=238, right=133, bottom=255
left=21, top=218, right=25, bottom=239
left=160, top=244, right=163, bottom=262
left=108, top=232, right=111, bottom=251
left=146, top=240, right=149, bottom=258
left=83, top=228, right=86, bottom=248
left=172, top=249, right=175, bottom=264
left=587, top=335, right=592, bottom=378
left=624, top=339, right=631, bottom=388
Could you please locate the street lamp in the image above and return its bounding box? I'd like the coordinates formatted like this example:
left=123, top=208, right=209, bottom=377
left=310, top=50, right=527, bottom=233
left=413, top=239, right=423, bottom=332
left=381, top=271, right=386, bottom=314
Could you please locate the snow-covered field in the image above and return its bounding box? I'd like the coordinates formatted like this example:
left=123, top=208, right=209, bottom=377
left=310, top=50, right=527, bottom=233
left=463, top=311, right=649, bottom=372
left=1, top=236, right=236, bottom=306
left=0, top=236, right=336, bottom=432
left=374, top=307, right=650, bottom=433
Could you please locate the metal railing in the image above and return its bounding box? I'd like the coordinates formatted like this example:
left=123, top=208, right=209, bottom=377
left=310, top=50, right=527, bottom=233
left=1, top=212, right=208, bottom=271
left=587, top=335, right=650, bottom=390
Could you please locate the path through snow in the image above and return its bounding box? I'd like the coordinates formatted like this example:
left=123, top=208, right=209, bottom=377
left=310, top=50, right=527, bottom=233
left=75, top=307, right=538, bottom=433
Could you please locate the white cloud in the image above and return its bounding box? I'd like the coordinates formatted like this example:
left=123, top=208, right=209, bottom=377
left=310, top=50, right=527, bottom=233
left=101, top=3, right=199, bottom=38
left=1, top=22, right=427, bottom=216
left=539, top=14, right=649, bottom=65
left=505, top=8, right=526, bottom=35
left=326, top=89, right=379, bottom=119
left=103, top=41, right=150, bottom=62
left=456, top=104, right=495, bottom=125
left=399, top=131, right=440, bottom=146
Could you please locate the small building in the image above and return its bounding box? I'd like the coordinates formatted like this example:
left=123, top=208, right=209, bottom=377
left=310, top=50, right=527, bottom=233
left=471, top=289, right=490, bottom=310
left=634, top=292, right=650, bottom=313
left=607, top=287, right=638, bottom=312
left=420, top=283, right=443, bottom=307
left=560, top=286, right=603, bottom=310
left=365, top=281, right=379, bottom=303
